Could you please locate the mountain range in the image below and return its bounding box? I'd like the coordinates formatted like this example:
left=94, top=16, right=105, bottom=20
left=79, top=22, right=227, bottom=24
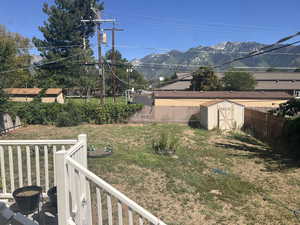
left=132, top=41, right=300, bottom=79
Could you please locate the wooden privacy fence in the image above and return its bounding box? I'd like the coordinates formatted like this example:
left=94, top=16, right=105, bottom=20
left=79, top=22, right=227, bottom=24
left=243, top=108, right=287, bottom=145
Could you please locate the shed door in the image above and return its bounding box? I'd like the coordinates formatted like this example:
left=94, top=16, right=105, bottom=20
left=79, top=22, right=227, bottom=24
left=218, top=106, right=234, bottom=130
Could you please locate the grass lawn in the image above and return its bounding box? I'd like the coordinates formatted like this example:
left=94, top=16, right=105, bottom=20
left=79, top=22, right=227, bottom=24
left=2, top=124, right=300, bottom=225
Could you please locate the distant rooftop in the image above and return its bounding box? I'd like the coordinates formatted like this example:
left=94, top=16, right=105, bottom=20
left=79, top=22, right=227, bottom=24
left=154, top=91, right=292, bottom=99
left=4, top=88, right=63, bottom=96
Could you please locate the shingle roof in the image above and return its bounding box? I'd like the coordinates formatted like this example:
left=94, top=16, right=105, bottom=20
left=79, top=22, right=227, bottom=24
left=255, top=81, right=300, bottom=90
left=45, top=88, right=62, bottom=95
left=159, top=81, right=190, bottom=90
left=4, top=88, right=63, bottom=96
left=158, top=72, right=300, bottom=91
left=4, top=88, right=41, bottom=95
left=201, top=99, right=245, bottom=107
left=154, top=91, right=292, bottom=99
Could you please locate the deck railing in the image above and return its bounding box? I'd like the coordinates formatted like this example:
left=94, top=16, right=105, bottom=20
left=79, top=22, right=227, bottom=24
left=0, top=138, right=78, bottom=198
left=0, top=134, right=167, bottom=225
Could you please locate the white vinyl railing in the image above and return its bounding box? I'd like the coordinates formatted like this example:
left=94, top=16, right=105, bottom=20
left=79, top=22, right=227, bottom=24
left=56, top=135, right=167, bottom=225
left=0, top=138, right=77, bottom=199
left=0, top=134, right=167, bottom=225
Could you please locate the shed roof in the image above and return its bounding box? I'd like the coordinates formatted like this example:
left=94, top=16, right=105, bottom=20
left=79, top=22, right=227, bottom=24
left=4, top=88, right=63, bottom=96
left=4, top=88, right=41, bottom=95
left=201, top=99, right=244, bottom=107
left=45, top=88, right=62, bottom=95
left=154, top=91, right=292, bottom=99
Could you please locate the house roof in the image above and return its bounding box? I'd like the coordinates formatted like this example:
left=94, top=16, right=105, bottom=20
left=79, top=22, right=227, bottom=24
left=4, top=88, right=41, bottom=95
left=201, top=99, right=245, bottom=107
left=158, top=72, right=300, bottom=91
left=4, top=88, right=63, bottom=96
left=45, top=88, right=62, bottom=95
left=159, top=81, right=191, bottom=90
left=154, top=91, right=292, bottom=99
left=255, top=81, right=300, bottom=90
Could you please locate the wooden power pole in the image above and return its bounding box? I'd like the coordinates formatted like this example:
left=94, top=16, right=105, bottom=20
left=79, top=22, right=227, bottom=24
left=104, top=23, right=124, bottom=103
left=81, top=8, right=115, bottom=104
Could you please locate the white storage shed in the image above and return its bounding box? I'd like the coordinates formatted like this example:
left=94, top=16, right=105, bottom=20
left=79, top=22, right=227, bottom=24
left=200, top=100, right=244, bottom=130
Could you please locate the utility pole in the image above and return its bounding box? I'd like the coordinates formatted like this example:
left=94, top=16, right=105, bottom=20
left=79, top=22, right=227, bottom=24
left=81, top=8, right=115, bottom=104
left=126, top=66, right=133, bottom=90
left=104, top=23, right=124, bottom=103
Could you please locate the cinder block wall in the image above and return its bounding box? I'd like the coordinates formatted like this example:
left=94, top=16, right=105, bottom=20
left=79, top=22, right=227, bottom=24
left=129, top=106, right=200, bottom=123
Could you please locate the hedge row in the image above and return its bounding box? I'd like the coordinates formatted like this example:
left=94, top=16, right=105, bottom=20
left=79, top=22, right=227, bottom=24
left=2, top=102, right=143, bottom=127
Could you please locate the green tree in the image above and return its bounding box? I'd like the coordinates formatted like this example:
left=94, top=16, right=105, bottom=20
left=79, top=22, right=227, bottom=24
left=222, top=71, right=257, bottom=91
left=189, top=67, right=221, bottom=91
left=104, top=50, right=147, bottom=95
left=0, top=25, right=32, bottom=88
left=33, top=0, right=103, bottom=88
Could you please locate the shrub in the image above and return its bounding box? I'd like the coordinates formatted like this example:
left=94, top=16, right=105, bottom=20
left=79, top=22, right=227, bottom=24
left=152, top=132, right=178, bottom=155
left=56, top=111, right=79, bottom=127
left=1, top=101, right=143, bottom=127
left=95, top=103, right=143, bottom=124
left=188, top=113, right=202, bottom=128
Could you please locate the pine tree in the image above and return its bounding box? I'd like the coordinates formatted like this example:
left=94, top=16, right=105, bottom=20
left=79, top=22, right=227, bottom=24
left=33, top=0, right=103, bottom=88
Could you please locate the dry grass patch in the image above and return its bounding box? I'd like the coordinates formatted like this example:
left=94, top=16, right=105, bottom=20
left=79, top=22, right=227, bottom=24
left=2, top=124, right=300, bottom=225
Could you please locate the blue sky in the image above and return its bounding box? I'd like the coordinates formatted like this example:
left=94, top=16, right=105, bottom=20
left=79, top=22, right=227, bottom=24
left=1, top=0, right=300, bottom=60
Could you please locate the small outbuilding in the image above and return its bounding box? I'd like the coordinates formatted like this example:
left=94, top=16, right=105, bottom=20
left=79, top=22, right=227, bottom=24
left=4, top=88, right=64, bottom=104
left=42, top=88, right=64, bottom=104
left=200, top=100, right=244, bottom=130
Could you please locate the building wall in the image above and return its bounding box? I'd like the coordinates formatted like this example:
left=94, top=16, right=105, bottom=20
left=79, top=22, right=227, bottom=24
left=155, top=98, right=287, bottom=108
left=199, top=106, right=208, bottom=129
left=129, top=106, right=200, bottom=123
left=56, top=93, right=64, bottom=104
left=41, top=97, right=56, bottom=103
left=200, top=102, right=244, bottom=130
left=9, top=97, right=34, bottom=102
left=41, top=93, right=64, bottom=104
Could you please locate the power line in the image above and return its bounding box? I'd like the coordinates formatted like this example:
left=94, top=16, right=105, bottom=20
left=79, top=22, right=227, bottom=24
left=0, top=52, right=85, bottom=74
left=217, top=40, right=300, bottom=69
left=105, top=10, right=285, bottom=31
left=18, top=44, right=83, bottom=50
left=101, top=43, right=300, bottom=56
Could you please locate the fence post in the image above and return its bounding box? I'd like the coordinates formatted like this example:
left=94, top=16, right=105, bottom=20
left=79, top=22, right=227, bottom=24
left=55, top=150, right=70, bottom=225
left=78, top=134, right=92, bottom=225
left=78, top=134, right=87, bottom=168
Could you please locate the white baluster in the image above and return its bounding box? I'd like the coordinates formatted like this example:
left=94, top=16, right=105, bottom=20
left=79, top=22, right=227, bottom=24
left=35, top=146, right=40, bottom=186
left=8, top=146, right=15, bottom=192
left=26, top=146, right=32, bottom=185
left=44, top=146, right=49, bottom=191
left=139, top=216, right=144, bottom=225
left=107, top=193, right=113, bottom=225
left=0, top=146, right=7, bottom=193
left=96, top=187, right=103, bottom=225
left=128, top=208, right=133, bottom=225
left=17, top=146, right=23, bottom=187
left=53, top=146, right=57, bottom=186
left=118, top=201, right=123, bottom=225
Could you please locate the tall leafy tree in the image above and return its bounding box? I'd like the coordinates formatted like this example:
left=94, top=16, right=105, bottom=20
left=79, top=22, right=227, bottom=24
left=33, top=0, right=103, bottom=87
left=0, top=25, right=32, bottom=88
left=222, top=71, right=257, bottom=91
left=189, top=67, right=221, bottom=91
left=104, top=50, right=148, bottom=95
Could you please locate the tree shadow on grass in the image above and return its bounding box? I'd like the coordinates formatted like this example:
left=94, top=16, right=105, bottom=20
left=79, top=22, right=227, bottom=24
left=215, top=133, right=300, bottom=172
